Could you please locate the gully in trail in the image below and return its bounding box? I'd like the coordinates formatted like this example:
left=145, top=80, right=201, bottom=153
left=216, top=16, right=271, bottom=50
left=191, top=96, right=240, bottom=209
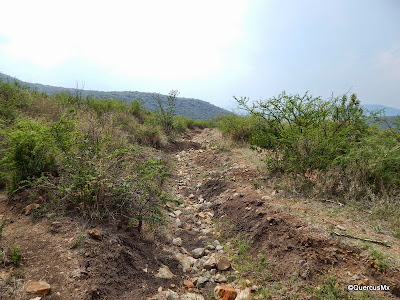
left=156, top=128, right=400, bottom=299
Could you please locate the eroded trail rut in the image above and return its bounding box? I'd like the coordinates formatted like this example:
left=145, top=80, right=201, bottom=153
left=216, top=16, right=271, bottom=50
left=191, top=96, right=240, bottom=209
left=155, top=128, right=400, bottom=299
left=0, top=128, right=399, bottom=300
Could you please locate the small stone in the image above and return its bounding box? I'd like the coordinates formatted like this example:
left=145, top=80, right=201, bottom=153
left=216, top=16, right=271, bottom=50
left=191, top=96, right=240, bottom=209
left=203, top=257, right=217, bottom=270
left=217, top=256, right=231, bottom=271
left=214, top=240, right=221, bottom=246
left=191, top=248, right=205, bottom=259
left=261, top=196, right=271, bottom=200
left=214, top=274, right=227, bottom=283
left=188, top=194, right=195, bottom=199
left=214, top=284, right=237, bottom=300
left=155, top=266, right=175, bottom=279
left=298, top=260, right=306, bottom=266
left=183, top=279, right=195, bottom=289
left=176, top=254, right=194, bottom=272
left=89, top=228, right=102, bottom=240
left=30, top=297, right=42, bottom=300
left=299, top=264, right=310, bottom=279
left=198, top=212, right=206, bottom=219
left=26, top=281, right=51, bottom=295
left=336, top=225, right=347, bottom=231
left=206, top=244, right=215, bottom=250
left=216, top=245, right=224, bottom=251
left=172, top=238, right=183, bottom=247
left=70, top=268, right=87, bottom=279
left=196, top=275, right=209, bottom=287
left=175, top=218, right=183, bottom=228
left=245, top=279, right=251, bottom=286
left=352, top=274, right=360, bottom=280
left=200, top=228, right=211, bottom=234
left=164, top=290, right=179, bottom=300
left=24, top=203, right=40, bottom=215
left=236, top=288, right=251, bottom=300
left=174, top=210, right=182, bottom=216
left=180, top=293, right=205, bottom=300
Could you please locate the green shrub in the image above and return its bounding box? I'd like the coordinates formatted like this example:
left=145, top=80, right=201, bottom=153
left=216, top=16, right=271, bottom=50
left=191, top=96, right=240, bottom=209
left=0, top=81, right=31, bottom=122
left=128, top=99, right=148, bottom=123
left=9, top=246, right=21, bottom=266
left=217, top=113, right=263, bottom=143
left=87, top=98, right=126, bottom=117
left=1, top=119, right=59, bottom=192
left=53, top=143, right=173, bottom=230
left=236, top=92, right=369, bottom=173
left=155, top=90, right=178, bottom=134
left=335, top=127, right=400, bottom=192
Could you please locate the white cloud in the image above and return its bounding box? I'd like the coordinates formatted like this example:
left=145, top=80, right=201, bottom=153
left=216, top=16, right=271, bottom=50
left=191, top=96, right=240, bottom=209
left=0, top=0, right=250, bottom=79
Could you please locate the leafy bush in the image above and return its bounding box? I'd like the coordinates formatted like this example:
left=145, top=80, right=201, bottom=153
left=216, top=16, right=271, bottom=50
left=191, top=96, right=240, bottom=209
left=0, top=83, right=195, bottom=232
left=237, top=92, right=369, bottom=173
left=0, top=81, right=31, bottom=122
left=0, top=119, right=59, bottom=192
left=217, top=113, right=263, bottom=143
left=9, top=246, right=22, bottom=266
left=235, top=91, right=400, bottom=205
left=155, top=90, right=178, bottom=134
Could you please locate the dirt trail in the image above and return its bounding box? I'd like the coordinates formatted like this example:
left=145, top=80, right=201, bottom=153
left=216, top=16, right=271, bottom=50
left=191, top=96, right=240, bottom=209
left=165, top=128, right=400, bottom=299
left=0, top=128, right=399, bottom=300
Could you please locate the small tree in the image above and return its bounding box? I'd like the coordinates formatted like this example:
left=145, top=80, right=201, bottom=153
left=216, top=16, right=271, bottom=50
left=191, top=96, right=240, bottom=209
left=154, top=90, right=179, bottom=134
left=235, top=91, right=369, bottom=173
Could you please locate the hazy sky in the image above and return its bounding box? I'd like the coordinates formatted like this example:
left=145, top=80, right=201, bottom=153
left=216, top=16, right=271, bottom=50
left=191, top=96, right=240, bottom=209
left=1, top=0, right=399, bottom=110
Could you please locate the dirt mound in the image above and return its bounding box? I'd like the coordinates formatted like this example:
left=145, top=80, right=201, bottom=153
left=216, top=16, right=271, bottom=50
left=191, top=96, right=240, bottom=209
left=196, top=179, right=229, bottom=200
left=0, top=195, right=183, bottom=300
left=162, top=140, right=201, bottom=153
left=82, top=231, right=183, bottom=300
left=212, top=191, right=400, bottom=292
left=194, top=150, right=225, bottom=168
left=231, top=167, right=259, bottom=182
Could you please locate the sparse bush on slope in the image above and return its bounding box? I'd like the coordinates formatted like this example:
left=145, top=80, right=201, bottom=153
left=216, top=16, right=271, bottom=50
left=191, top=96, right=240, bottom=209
left=216, top=113, right=264, bottom=143
left=234, top=91, right=399, bottom=203
left=0, top=83, right=205, bottom=230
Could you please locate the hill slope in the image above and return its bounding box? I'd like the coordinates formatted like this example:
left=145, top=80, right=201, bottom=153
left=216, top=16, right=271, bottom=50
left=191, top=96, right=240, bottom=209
left=0, top=72, right=229, bottom=120
left=362, top=104, right=400, bottom=116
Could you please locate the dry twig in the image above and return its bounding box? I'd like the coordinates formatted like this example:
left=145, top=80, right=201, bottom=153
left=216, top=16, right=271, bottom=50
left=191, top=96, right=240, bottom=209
left=332, top=232, right=391, bottom=248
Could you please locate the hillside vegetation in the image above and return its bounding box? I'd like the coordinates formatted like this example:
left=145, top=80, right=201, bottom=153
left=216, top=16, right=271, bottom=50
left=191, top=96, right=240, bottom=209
left=217, top=92, right=400, bottom=232
left=0, top=72, right=229, bottom=120
left=0, top=80, right=211, bottom=230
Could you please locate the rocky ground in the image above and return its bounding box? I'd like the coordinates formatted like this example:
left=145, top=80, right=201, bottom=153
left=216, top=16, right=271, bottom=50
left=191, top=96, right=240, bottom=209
left=1, top=128, right=400, bottom=300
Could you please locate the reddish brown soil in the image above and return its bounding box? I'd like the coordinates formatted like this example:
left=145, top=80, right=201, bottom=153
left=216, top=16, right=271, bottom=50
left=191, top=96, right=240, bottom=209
left=162, top=140, right=201, bottom=153
left=195, top=179, right=230, bottom=200
left=194, top=151, right=225, bottom=168
left=212, top=191, right=400, bottom=291
left=0, top=197, right=183, bottom=300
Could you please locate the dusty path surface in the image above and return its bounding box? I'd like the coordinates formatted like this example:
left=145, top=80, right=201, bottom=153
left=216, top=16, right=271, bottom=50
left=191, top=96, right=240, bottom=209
left=1, top=128, right=400, bottom=300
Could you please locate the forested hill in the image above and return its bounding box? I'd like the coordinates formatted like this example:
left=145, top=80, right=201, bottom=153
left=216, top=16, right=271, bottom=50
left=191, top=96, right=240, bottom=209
left=0, top=72, right=229, bottom=120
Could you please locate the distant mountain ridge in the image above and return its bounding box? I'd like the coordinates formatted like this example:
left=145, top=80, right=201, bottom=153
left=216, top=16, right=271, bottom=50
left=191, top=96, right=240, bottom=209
left=361, top=104, right=400, bottom=116
left=0, top=72, right=229, bottom=120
